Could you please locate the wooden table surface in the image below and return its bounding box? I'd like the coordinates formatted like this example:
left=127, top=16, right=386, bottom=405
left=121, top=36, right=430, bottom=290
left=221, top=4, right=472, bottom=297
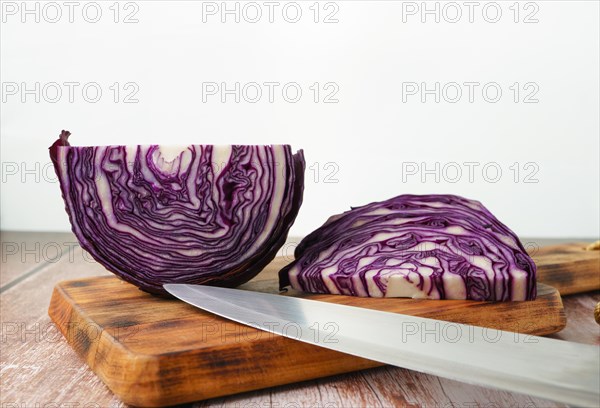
left=1, top=232, right=599, bottom=408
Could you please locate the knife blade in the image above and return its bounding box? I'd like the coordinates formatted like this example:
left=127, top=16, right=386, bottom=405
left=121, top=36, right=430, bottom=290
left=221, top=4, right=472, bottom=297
left=163, top=284, right=600, bottom=407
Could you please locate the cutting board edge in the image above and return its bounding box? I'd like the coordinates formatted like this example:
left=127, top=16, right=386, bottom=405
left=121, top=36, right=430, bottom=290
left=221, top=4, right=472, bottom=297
left=49, top=284, right=171, bottom=406
left=48, top=277, right=566, bottom=407
left=49, top=282, right=383, bottom=406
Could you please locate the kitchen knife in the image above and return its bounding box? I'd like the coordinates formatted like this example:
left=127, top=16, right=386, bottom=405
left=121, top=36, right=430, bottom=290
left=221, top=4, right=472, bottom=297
left=163, top=284, right=599, bottom=407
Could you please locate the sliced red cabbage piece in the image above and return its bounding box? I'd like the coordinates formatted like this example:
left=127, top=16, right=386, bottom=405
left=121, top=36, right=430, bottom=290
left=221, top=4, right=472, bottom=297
left=279, top=194, right=536, bottom=301
left=50, top=131, right=305, bottom=295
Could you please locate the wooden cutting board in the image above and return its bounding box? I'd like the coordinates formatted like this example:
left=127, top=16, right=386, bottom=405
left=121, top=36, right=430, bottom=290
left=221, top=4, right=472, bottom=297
left=531, top=242, right=600, bottom=295
left=48, top=243, right=598, bottom=407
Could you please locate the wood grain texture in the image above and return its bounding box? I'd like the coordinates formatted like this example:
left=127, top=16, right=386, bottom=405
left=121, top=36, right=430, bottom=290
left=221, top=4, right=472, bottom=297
left=47, top=257, right=566, bottom=407
left=532, top=242, right=600, bottom=295
left=4, top=237, right=596, bottom=408
left=549, top=291, right=600, bottom=345
left=0, top=231, right=76, bottom=289
left=0, top=242, right=123, bottom=408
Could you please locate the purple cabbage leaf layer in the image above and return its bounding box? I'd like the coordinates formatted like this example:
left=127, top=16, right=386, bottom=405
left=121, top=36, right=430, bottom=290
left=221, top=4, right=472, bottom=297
left=279, top=194, right=536, bottom=301
left=50, top=131, right=305, bottom=295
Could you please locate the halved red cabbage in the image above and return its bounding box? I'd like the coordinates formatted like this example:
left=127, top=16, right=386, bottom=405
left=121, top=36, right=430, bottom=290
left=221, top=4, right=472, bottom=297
left=50, top=131, right=304, bottom=295
left=279, top=194, right=536, bottom=301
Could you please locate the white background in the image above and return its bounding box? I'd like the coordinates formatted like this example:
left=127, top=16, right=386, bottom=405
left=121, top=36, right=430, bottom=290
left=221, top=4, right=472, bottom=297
left=1, top=0, right=599, bottom=238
